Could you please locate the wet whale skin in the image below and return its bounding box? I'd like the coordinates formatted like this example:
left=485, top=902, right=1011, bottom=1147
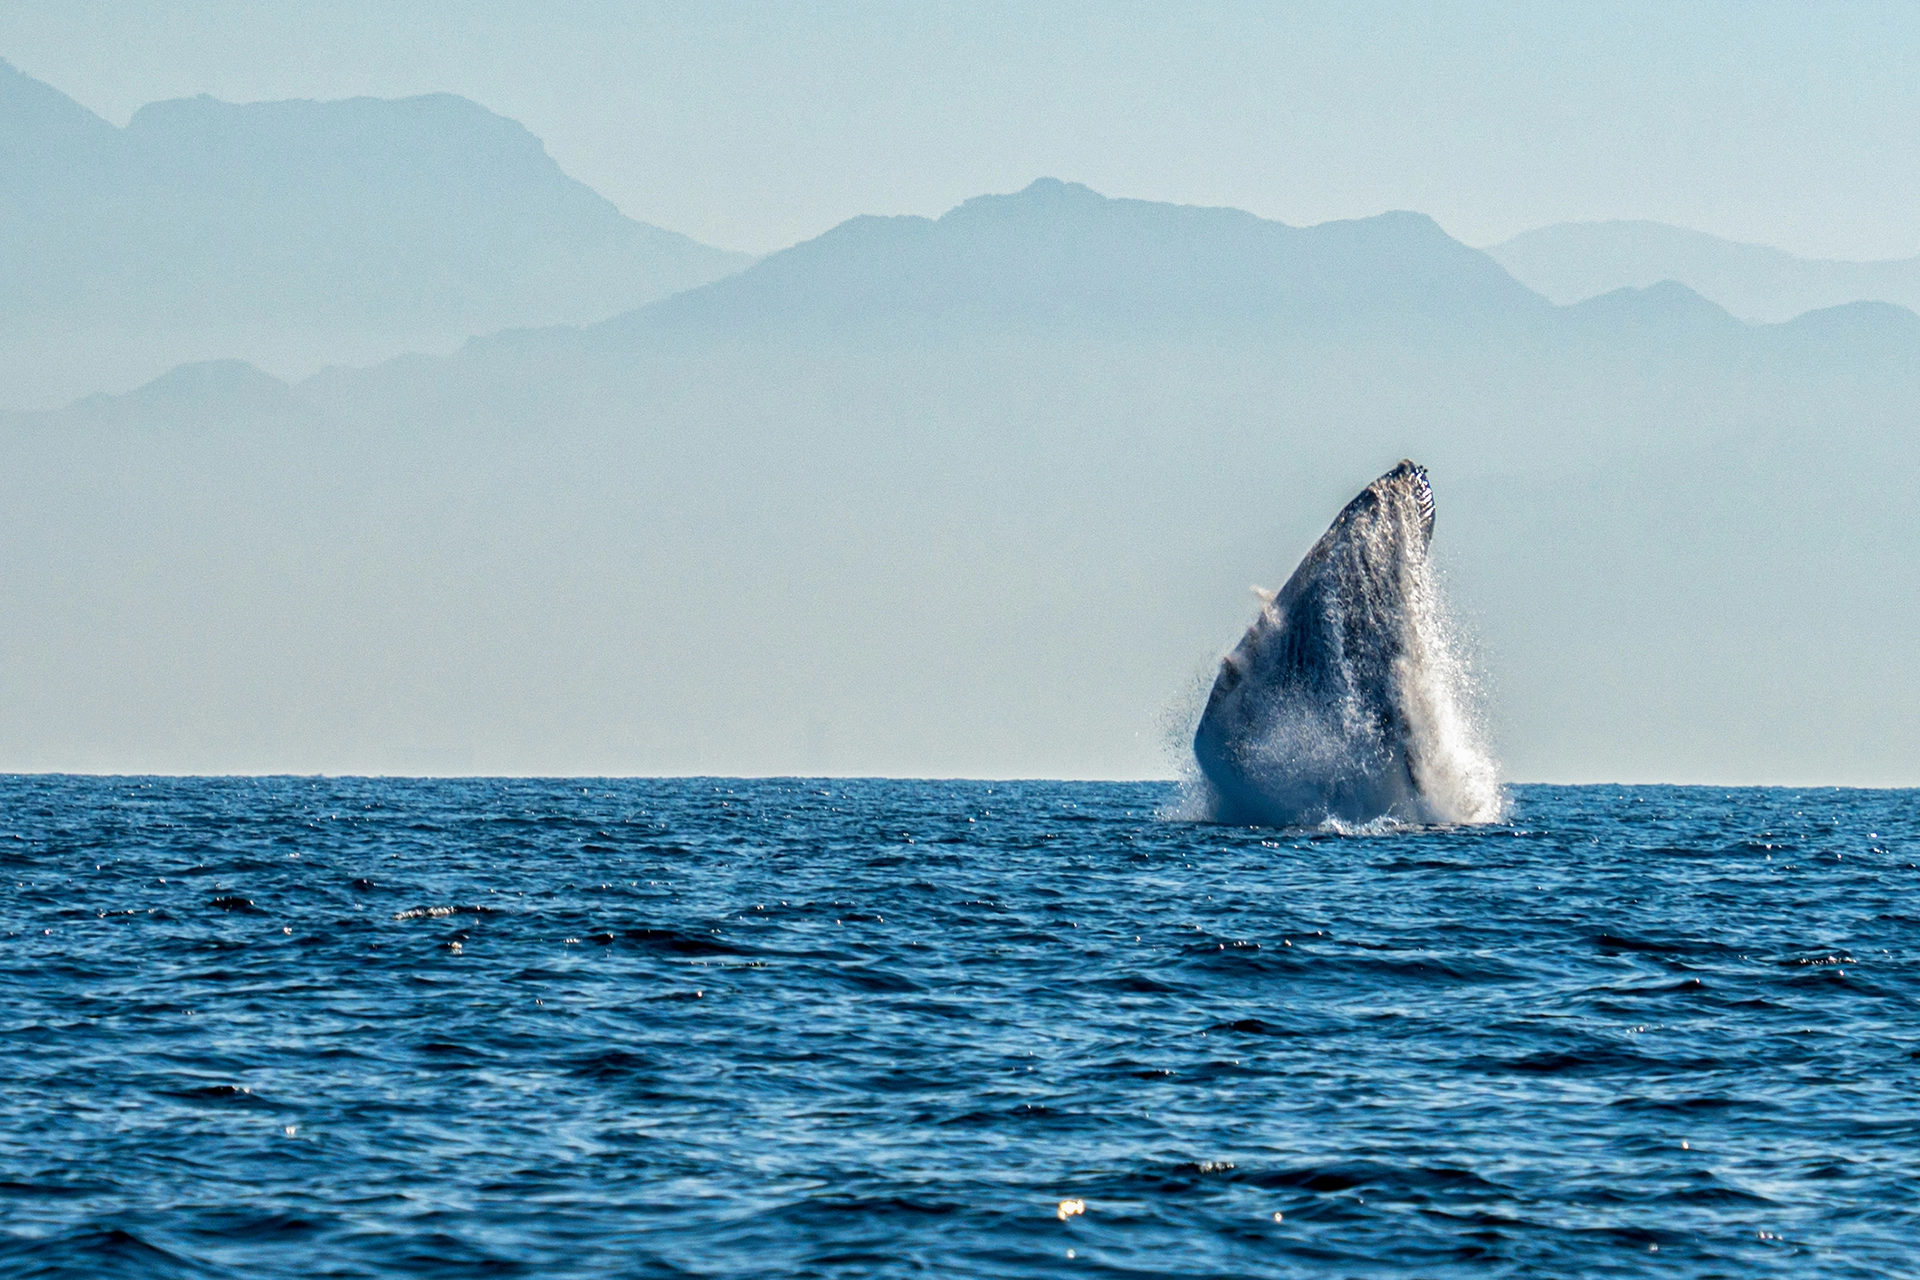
left=1194, top=460, right=1439, bottom=825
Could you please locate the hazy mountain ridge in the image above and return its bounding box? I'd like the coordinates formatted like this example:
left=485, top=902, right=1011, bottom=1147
left=614, top=180, right=1549, bottom=339
left=60, top=359, right=300, bottom=428
left=4, top=180, right=1917, bottom=782
left=0, top=58, right=750, bottom=408
left=1488, top=219, right=1920, bottom=323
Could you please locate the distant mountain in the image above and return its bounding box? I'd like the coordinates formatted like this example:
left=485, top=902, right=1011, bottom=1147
left=0, top=58, right=750, bottom=407
left=618, top=179, right=1547, bottom=338
left=4, top=181, right=1917, bottom=783
left=1486, top=220, right=1920, bottom=323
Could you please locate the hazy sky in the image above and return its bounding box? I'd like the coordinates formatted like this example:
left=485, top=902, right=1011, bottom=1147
left=6, top=1, right=1918, bottom=259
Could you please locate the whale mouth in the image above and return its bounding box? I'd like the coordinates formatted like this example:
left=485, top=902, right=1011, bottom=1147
left=1397, top=459, right=1435, bottom=544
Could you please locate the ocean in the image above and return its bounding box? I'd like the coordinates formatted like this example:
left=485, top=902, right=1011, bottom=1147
left=2, top=776, right=1915, bottom=1277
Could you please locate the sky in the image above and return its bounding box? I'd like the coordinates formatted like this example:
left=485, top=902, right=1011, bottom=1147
left=3, top=0, right=1918, bottom=259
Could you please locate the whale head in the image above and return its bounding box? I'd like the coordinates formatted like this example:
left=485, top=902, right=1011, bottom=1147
left=1331, top=458, right=1434, bottom=557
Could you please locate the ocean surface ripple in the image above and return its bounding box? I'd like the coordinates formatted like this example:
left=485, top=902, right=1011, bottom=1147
left=2, top=777, right=1916, bottom=1278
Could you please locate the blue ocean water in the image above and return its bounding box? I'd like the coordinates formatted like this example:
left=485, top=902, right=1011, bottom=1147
left=1, top=777, right=1916, bottom=1278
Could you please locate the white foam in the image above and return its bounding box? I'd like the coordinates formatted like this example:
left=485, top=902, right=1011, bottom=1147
left=1392, top=545, right=1506, bottom=825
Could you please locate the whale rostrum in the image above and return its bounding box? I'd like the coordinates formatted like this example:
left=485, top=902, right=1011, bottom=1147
left=1193, top=460, right=1498, bottom=827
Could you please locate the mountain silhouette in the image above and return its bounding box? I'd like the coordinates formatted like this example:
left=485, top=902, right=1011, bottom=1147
left=4, top=180, right=1917, bottom=783
left=1487, top=219, right=1920, bottom=323
left=608, top=179, right=1547, bottom=340
left=0, top=58, right=749, bottom=407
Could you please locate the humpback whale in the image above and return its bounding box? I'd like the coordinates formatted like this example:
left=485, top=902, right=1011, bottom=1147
left=1193, top=460, right=1498, bottom=827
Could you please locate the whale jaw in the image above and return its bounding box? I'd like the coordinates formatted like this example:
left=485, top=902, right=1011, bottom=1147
left=1193, top=460, right=1446, bottom=827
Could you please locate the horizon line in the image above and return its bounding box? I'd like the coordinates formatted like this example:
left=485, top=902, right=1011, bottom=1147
left=2, top=771, right=1913, bottom=791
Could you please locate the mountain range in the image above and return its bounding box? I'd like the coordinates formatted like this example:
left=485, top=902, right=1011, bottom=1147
left=5, top=176, right=1916, bottom=783
left=1487, top=220, right=1920, bottom=323
left=0, top=58, right=749, bottom=408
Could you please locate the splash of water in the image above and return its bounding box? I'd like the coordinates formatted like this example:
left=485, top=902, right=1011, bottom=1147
left=1392, top=554, right=1504, bottom=825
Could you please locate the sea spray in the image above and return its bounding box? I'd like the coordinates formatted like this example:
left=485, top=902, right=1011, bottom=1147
left=1390, top=552, right=1503, bottom=824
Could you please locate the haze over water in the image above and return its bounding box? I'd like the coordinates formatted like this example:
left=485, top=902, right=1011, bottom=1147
left=4, top=776, right=1916, bottom=1277
left=5, top=56, right=1920, bottom=785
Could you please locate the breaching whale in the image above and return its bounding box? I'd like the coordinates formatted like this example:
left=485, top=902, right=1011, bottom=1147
left=1193, top=460, right=1496, bottom=827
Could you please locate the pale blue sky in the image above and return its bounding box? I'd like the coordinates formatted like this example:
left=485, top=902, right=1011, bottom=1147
left=5, top=1, right=1916, bottom=258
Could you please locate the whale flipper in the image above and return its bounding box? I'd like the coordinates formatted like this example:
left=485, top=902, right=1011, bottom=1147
left=1193, top=460, right=1494, bottom=827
